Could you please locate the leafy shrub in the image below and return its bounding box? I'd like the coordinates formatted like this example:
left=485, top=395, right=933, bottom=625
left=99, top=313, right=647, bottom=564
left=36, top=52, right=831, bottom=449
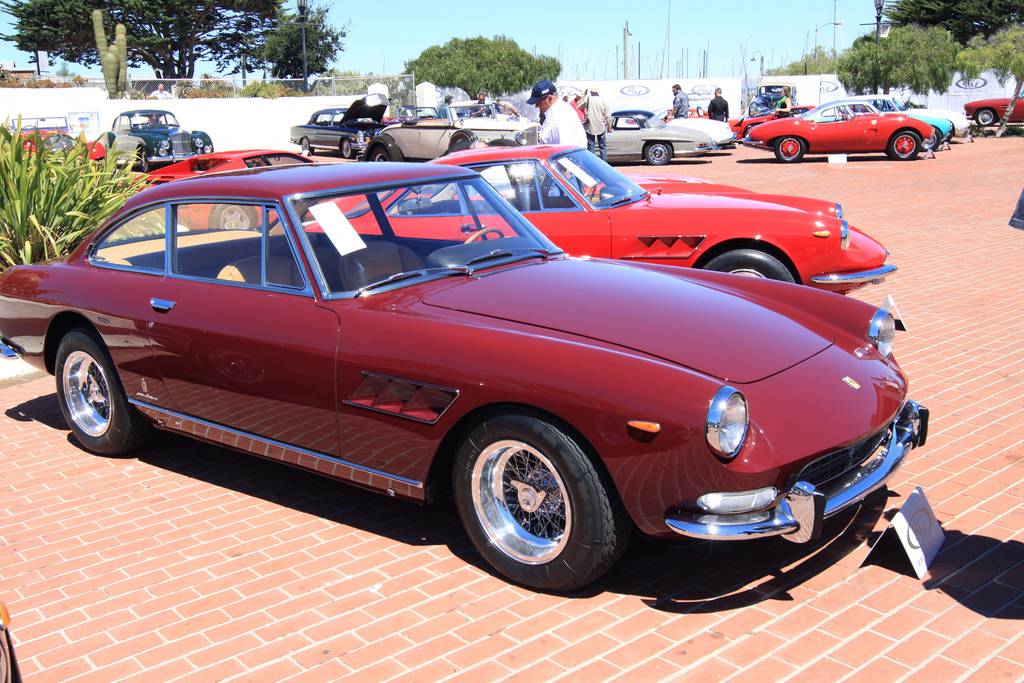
left=0, top=122, right=148, bottom=272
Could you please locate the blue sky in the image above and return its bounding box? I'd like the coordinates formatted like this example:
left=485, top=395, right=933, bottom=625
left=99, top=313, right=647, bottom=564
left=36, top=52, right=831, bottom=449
left=2, top=1, right=884, bottom=80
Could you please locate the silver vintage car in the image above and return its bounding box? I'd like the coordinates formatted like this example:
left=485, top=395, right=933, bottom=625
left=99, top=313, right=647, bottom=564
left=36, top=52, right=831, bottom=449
left=607, top=110, right=717, bottom=165
left=362, top=102, right=539, bottom=162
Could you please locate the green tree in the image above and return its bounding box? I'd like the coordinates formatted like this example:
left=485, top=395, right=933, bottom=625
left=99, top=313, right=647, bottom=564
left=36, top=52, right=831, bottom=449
left=766, top=46, right=842, bottom=76
left=258, top=4, right=345, bottom=79
left=1, top=0, right=280, bottom=79
left=837, top=25, right=960, bottom=95
left=405, top=36, right=560, bottom=97
left=887, top=0, right=1024, bottom=45
left=962, top=24, right=1024, bottom=136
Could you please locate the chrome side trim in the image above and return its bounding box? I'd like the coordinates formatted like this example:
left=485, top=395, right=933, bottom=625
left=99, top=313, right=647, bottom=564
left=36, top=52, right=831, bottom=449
left=665, top=400, right=928, bottom=542
left=129, top=399, right=425, bottom=499
left=810, top=263, right=897, bottom=286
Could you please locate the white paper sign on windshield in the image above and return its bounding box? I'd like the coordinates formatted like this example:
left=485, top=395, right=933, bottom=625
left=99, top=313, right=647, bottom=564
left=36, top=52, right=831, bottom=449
left=308, top=201, right=366, bottom=256
left=558, top=159, right=598, bottom=187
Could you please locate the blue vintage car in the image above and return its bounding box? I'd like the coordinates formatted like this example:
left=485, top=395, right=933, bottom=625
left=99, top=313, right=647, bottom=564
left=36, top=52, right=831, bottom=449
left=289, top=97, right=389, bottom=159
left=96, top=110, right=214, bottom=172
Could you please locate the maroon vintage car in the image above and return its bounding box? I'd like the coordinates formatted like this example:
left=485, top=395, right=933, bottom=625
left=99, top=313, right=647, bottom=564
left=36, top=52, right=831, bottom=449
left=742, top=102, right=934, bottom=162
left=434, top=145, right=895, bottom=294
left=0, top=162, right=928, bottom=591
left=964, top=95, right=1024, bottom=126
left=148, top=149, right=313, bottom=184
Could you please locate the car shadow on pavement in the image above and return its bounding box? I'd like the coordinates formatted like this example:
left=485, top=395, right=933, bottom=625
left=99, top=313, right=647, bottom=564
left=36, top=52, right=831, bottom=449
left=9, top=390, right=1023, bottom=611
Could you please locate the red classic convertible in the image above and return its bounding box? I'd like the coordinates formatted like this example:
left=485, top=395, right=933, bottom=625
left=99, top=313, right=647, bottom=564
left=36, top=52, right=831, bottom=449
left=148, top=149, right=313, bottom=183
left=728, top=106, right=813, bottom=138
left=0, top=162, right=928, bottom=590
left=742, top=102, right=934, bottom=162
left=964, top=95, right=1024, bottom=126
left=434, top=145, right=895, bottom=294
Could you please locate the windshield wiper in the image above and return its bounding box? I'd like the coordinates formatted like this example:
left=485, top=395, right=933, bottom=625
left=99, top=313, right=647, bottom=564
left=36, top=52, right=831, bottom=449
left=608, top=193, right=649, bottom=208
left=465, top=247, right=558, bottom=268
left=354, top=268, right=463, bottom=295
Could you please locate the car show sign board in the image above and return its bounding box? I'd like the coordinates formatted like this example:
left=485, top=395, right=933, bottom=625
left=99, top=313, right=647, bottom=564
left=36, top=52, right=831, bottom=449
left=864, top=486, right=945, bottom=579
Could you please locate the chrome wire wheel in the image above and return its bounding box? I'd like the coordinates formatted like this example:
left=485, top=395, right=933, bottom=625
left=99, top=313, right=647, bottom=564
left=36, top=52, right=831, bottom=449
left=471, top=439, right=570, bottom=564
left=62, top=350, right=112, bottom=438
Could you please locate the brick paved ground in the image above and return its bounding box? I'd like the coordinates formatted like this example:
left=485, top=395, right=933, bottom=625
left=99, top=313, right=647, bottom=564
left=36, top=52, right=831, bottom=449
left=2, top=137, right=1024, bottom=682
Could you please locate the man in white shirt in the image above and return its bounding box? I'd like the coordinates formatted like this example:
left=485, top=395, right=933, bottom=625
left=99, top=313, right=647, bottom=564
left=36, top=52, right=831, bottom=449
left=527, top=79, right=586, bottom=147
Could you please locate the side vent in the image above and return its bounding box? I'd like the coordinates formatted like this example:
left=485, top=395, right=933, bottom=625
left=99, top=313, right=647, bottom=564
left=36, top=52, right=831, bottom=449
left=345, top=372, right=459, bottom=424
left=622, top=235, right=705, bottom=259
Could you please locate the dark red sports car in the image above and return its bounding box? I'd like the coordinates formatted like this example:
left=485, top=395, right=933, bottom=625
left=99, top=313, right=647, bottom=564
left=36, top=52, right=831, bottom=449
left=434, top=145, right=895, bottom=294
left=742, top=102, right=934, bottom=162
left=0, top=162, right=928, bottom=590
left=964, top=95, right=1024, bottom=126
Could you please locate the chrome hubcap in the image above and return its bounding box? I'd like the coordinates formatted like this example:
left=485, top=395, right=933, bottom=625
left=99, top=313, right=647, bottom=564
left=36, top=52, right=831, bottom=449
left=63, top=351, right=111, bottom=437
left=471, top=439, right=570, bottom=564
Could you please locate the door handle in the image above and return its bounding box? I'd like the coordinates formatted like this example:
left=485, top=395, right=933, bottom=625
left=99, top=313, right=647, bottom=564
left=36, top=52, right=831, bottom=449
left=150, top=298, right=176, bottom=313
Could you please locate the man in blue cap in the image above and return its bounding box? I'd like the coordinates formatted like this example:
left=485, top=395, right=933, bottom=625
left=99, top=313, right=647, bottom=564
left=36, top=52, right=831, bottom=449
left=528, top=79, right=586, bottom=147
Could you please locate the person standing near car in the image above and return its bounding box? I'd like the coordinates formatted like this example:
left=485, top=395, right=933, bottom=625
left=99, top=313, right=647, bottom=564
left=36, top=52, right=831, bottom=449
left=776, top=86, right=793, bottom=117
left=669, top=84, right=689, bottom=119
left=707, top=88, right=729, bottom=122
left=528, top=79, right=587, bottom=147
left=578, top=85, right=611, bottom=161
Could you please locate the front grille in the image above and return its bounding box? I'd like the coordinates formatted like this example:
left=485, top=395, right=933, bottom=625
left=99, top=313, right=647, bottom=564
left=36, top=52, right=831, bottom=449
left=170, top=131, right=193, bottom=157
left=797, top=428, right=890, bottom=488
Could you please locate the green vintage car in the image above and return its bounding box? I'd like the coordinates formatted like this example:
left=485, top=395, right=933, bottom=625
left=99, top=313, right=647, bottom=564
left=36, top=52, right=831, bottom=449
left=96, top=110, right=214, bottom=172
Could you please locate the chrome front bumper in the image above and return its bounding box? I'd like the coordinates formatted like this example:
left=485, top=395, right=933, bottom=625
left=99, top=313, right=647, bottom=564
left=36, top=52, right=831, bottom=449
left=811, top=264, right=898, bottom=287
left=665, top=400, right=929, bottom=543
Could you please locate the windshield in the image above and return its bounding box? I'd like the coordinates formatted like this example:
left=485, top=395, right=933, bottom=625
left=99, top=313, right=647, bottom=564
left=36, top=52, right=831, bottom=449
left=130, top=112, right=179, bottom=129
left=451, top=104, right=498, bottom=119
left=288, top=176, right=560, bottom=296
left=549, top=150, right=648, bottom=209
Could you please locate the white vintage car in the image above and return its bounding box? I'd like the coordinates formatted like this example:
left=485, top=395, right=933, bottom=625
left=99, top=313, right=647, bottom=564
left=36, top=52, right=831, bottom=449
left=362, top=102, right=538, bottom=162
left=656, top=109, right=738, bottom=147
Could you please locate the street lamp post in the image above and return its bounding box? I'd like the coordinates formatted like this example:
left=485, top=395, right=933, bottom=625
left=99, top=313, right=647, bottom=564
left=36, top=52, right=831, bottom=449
left=814, top=22, right=841, bottom=53
left=750, top=51, right=765, bottom=77
left=297, top=0, right=308, bottom=93
left=875, top=0, right=884, bottom=45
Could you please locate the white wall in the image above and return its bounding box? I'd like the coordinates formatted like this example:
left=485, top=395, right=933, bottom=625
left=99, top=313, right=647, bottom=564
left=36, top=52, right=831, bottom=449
left=1, top=88, right=363, bottom=151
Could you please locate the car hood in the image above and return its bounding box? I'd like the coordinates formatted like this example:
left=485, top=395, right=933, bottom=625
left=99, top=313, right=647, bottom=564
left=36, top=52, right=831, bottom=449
left=342, top=99, right=387, bottom=124
left=421, top=258, right=834, bottom=383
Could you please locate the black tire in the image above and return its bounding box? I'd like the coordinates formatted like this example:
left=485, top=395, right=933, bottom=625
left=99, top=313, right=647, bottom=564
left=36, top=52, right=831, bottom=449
left=643, top=141, right=673, bottom=165
left=137, top=147, right=150, bottom=172
left=55, top=327, right=150, bottom=456
left=300, top=137, right=311, bottom=154
left=340, top=138, right=353, bottom=158
left=703, top=249, right=796, bottom=282
left=773, top=136, right=806, bottom=162
left=923, top=126, right=941, bottom=151
left=453, top=412, right=630, bottom=591
left=209, top=204, right=259, bottom=231
left=975, top=108, right=997, bottom=126
left=445, top=131, right=478, bottom=155
left=886, top=130, right=921, bottom=160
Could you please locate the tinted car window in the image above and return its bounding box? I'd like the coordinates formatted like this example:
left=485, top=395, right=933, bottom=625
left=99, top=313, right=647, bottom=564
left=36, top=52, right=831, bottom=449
left=92, top=207, right=167, bottom=272
left=171, top=203, right=304, bottom=288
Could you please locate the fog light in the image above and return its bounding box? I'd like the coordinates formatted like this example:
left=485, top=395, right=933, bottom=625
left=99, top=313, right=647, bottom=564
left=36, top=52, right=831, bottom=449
left=698, top=487, right=778, bottom=513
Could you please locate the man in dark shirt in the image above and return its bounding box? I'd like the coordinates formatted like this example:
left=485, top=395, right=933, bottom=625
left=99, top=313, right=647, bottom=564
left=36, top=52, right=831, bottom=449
left=707, top=88, right=729, bottom=122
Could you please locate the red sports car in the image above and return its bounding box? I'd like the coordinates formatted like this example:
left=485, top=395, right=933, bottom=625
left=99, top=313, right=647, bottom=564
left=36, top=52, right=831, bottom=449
left=742, top=102, right=934, bottom=162
left=148, top=149, right=313, bottom=183
left=0, top=162, right=928, bottom=591
left=964, top=95, right=1024, bottom=126
left=434, top=145, right=894, bottom=294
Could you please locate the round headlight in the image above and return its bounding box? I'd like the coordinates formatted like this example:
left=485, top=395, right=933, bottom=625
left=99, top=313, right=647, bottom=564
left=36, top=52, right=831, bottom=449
left=869, top=310, right=896, bottom=358
left=204, top=144, right=213, bottom=153
left=194, top=138, right=204, bottom=149
left=158, top=140, right=169, bottom=154
left=706, top=386, right=748, bottom=459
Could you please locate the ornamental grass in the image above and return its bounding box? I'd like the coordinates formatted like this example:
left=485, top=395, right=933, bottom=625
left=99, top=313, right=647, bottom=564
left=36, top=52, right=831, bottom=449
left=0, top=120, right=147, bottom=272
